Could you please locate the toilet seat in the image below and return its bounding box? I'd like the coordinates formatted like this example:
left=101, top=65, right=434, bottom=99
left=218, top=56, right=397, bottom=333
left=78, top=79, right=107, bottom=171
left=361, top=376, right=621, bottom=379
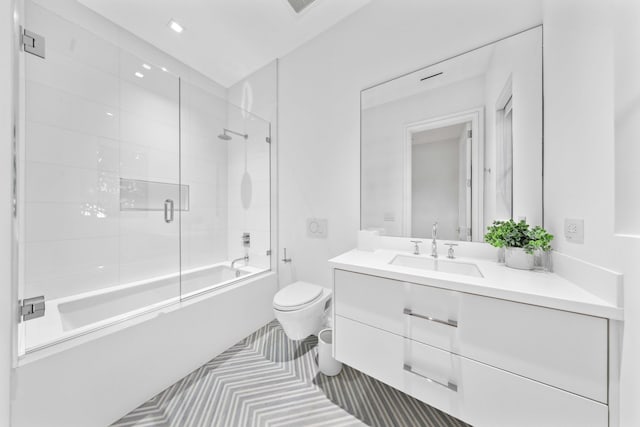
left=273, top=281, right=323, bottom=311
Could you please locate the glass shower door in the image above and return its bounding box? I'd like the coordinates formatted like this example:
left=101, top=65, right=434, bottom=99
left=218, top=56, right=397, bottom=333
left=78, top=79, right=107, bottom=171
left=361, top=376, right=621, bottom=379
left=19, top=0, right=181, bottom=352
left=178, top=86, right=272, bottom=297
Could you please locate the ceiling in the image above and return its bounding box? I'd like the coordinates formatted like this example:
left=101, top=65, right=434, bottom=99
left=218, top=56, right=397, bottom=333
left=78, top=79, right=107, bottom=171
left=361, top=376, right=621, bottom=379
left=77, top=0, right=371, bottom=88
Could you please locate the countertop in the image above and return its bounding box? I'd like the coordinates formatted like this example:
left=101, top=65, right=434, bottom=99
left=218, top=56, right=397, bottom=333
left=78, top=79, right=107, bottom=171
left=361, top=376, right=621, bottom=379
left=329, top=249, right=623, bottom=320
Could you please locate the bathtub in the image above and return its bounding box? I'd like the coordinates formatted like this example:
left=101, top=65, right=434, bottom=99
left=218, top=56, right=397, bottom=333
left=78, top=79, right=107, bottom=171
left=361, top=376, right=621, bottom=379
left=24, top=262, right=267, bottom=352
left=14, top=268, right=278, bottom=427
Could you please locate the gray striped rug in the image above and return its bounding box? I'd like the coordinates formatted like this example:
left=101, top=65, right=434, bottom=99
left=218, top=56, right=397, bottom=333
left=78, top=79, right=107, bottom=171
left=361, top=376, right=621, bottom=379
left=111, top=320, right=470, bottom=427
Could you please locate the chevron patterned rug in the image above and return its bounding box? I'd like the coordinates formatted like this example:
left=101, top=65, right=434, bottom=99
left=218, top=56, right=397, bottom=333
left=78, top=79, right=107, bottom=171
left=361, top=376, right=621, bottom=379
left=111, top=320, right=470, bottom=427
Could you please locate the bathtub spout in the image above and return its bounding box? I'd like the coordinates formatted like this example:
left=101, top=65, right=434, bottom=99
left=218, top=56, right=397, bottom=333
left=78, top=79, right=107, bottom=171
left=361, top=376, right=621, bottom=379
left=231, top=254, right=249, bottom=272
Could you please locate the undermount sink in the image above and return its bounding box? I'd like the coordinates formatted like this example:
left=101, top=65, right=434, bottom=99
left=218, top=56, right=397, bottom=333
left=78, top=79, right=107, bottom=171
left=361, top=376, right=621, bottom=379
left=390, top=255, right=483, bottom=278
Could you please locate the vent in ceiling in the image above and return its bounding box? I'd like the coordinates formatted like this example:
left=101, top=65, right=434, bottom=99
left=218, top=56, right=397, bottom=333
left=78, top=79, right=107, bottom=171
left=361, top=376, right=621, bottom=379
left=287, top=0, right=317, bottom=14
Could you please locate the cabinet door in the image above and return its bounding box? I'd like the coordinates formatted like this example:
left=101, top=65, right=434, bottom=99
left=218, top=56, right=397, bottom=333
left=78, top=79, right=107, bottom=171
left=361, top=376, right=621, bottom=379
left=334, top=269, right=608, bottom=403
left=335, top=315, right=609, bottom=427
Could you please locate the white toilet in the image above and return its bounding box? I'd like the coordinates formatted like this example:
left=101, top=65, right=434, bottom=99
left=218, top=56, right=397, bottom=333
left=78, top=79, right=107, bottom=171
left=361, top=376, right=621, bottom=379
left=273, top=281, right=332, bottom=341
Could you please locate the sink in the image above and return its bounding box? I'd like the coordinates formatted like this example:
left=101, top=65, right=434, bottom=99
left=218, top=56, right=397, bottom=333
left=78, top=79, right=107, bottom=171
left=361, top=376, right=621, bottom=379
left=390, top=255, right=483, bottom=278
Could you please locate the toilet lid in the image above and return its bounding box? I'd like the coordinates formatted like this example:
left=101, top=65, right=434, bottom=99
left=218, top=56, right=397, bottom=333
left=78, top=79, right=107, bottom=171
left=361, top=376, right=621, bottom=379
left=273, top=281, right=323, bottom=311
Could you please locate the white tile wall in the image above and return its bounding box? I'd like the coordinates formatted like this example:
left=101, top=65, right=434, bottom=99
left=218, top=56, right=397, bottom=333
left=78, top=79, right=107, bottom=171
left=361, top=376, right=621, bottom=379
left=180, top=80, right=229, bottom=272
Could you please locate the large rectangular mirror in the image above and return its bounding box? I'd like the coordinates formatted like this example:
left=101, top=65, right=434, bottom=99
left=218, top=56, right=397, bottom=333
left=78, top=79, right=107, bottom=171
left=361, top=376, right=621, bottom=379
left=361, top=26, right=542, bottom=241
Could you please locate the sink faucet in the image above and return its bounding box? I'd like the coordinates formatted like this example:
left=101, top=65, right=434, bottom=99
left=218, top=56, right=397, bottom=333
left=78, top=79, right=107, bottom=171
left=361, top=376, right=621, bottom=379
left=410, top=240, right=423, bottom=255
left=431, top=222, right=438, bottom=258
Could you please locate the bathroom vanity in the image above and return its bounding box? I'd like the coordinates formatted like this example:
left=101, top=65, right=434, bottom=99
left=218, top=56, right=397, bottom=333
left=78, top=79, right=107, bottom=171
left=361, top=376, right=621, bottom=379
left=329, top=246, right=623, bottom=427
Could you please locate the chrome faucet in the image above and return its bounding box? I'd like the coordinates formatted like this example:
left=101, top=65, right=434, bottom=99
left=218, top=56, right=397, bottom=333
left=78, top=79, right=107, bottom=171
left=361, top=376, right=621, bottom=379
left=231, top=254, right=249, bottom=270
left=431, top=222, right=438, bottom=258
left=410, top=240, right=423, bottom=255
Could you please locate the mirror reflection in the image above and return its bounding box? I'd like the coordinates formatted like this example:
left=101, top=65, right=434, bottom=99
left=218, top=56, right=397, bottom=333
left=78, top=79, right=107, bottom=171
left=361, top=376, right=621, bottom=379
left=361, top=26, right=543, bottom=241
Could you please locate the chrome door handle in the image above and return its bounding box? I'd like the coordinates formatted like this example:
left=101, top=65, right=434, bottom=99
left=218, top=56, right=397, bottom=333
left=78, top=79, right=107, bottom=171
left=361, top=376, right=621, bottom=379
left=164, top=199, right=174, bottom=223
left=403, top=308, right=458, bottom=328
left=404, top=364, right=458, bottom=392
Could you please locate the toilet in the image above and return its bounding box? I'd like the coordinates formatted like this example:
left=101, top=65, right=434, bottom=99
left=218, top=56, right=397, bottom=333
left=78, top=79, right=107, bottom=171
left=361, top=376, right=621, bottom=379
left=273, top=281, right=332, bottom=341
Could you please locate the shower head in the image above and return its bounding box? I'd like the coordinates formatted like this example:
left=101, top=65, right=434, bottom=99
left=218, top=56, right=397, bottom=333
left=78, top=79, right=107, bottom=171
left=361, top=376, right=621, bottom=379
left=218, top=128, right=248, bottom=141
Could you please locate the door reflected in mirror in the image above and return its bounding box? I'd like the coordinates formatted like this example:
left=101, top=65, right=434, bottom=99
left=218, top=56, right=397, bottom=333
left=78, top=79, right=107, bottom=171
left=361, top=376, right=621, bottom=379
left=361, top=26, right=543, bottom=242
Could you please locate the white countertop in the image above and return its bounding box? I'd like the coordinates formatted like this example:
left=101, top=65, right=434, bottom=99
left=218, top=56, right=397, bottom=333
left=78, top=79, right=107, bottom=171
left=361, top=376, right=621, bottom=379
left=329, top=249, right=623, bottom=320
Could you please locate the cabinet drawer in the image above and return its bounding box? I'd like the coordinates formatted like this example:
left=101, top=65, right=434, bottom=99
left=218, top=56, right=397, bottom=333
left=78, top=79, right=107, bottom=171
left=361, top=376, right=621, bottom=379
left=334, top=269, right=608, bottom=403
left=335, top=316, right=608, bottom=427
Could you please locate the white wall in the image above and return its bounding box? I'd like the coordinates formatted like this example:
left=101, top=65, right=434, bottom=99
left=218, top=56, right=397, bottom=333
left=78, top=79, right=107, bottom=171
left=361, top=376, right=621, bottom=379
left=613, top=0, right=640, bottom=425
left=543, top=0, right=615, bottom=265
left=278, top=0, right=543, bottom=288
left=614, top=3, right=640, bottom=236
left=1, top=0, right=15, bottom=424
left=543, top=1, right=639, bottom=425
left=614, top=0, right=640, bottom=422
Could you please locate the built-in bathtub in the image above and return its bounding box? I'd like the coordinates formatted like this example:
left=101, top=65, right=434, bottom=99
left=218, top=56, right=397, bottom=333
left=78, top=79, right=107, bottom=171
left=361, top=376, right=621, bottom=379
left=25, top=262, right=266, bottom=352
left=14, top=268, right=278, bottom=427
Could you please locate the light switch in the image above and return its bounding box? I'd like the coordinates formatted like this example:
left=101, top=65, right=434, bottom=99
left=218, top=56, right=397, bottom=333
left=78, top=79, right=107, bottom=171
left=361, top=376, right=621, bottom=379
left=307, top=218, right=328, bottom=238
left=564, top=218, right=584, bottom=244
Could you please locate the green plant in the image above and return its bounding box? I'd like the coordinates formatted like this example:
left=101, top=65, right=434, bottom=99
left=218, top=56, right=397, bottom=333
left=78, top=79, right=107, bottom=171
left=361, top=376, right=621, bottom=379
left=484, top=219, right=553, bottom=254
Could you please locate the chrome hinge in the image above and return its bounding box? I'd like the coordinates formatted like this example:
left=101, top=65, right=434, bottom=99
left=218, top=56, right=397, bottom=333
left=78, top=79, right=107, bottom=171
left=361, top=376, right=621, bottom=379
left=266, top=249, right=272, bottom=256
left=22, top=28, right=46, bottom=59
left=20, top=296, right=45, bottom=322
left=466, top=178, right=471, bottom=188
left=265, top=137, right=271, bottom=144
left=467, top=129, right=472, bottom=138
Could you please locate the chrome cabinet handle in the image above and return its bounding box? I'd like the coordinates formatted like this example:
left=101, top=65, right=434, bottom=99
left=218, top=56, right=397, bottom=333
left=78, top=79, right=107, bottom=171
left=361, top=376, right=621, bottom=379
left=403, top=308, right=458, bottom=328
left=164, top=199, right=174, bottom=223
left=404, top=364, right=458, bottom=392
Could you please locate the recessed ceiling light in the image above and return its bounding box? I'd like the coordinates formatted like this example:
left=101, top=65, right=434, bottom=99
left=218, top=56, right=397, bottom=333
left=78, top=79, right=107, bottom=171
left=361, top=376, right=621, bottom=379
left=168, top=19, right=184, bottom=33
left=161, top=67, right=168, bottom=72
left=135, top=72, right=144, bottom=78
left=142, top=63, right=151, bottom=70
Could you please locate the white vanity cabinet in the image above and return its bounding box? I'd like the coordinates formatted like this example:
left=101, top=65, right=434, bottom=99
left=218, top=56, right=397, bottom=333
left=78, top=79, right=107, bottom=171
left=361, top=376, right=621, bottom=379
left=333, top=269, right=610, bottom=427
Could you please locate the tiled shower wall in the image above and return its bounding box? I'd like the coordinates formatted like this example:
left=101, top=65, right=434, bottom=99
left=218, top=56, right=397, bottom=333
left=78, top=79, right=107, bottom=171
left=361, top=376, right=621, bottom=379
left=181, top=81, right=229, bottom=272
left=21, top=0, right=231, bottom=302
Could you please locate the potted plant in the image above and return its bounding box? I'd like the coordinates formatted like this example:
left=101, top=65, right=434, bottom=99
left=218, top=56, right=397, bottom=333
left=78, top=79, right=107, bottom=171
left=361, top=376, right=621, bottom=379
left=484, top=220, right=553, bottom=270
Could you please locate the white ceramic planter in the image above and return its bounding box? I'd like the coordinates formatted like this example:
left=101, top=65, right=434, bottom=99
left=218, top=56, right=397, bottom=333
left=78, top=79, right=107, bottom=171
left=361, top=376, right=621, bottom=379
left=505, top=247, right=535, bottom=270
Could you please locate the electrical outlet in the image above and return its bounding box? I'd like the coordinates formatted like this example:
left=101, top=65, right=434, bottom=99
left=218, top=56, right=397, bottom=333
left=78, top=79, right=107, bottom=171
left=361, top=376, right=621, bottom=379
left=307, top=218, right=328, bottom=239
left=564, top=218, right=584, bottom=244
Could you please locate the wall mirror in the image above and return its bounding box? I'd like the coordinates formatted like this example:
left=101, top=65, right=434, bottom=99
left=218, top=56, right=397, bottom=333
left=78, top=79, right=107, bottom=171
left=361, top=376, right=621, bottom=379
left=361, top=26, right=542, bottom=242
